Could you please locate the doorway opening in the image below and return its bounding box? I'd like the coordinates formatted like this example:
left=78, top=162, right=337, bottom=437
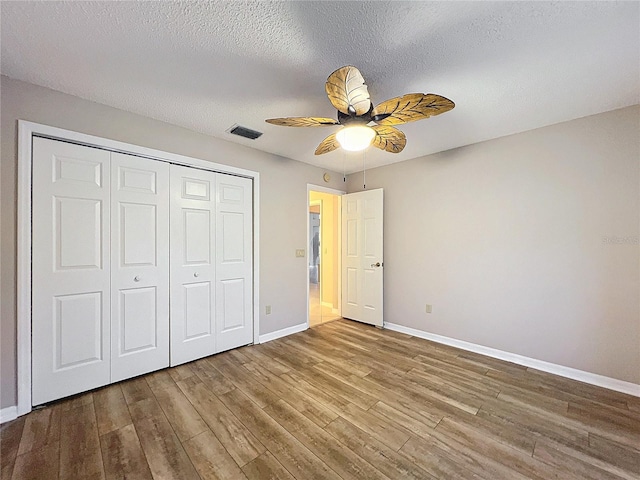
left=308, top=189, right=342, bottom=327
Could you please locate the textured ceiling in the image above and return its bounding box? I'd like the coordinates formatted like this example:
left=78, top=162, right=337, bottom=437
left=2, top=1, right=638, bottom=174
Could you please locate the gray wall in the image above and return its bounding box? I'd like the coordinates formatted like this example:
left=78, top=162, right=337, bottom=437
left=347, top=105, right=640, bottom=385
left=0, top=76, right=344, bottom=409
left=3, top=76, right=638, bottom=410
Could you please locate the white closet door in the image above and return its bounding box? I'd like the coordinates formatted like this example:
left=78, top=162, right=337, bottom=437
left=32, top=138, right=111, bottom=405
left=216, top=174, right=253, bottom=352
left=110, top=153, right=170, bottom=382
left=169, top=165, right=217, bottom=366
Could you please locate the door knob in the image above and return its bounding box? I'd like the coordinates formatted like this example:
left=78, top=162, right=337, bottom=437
left=134, top=275, right=141, bottom=282
left=371, top=262, right=381, bottom=267
left=194, top=272, right=199, bottom=277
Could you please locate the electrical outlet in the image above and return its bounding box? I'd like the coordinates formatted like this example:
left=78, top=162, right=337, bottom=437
left=295, top=249, right=305, bottom=257
left=425, top=304, right=432, bottom=314
left=265, top=305, right=272, bottom=315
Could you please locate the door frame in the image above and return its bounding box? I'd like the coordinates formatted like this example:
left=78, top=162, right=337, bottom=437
left=17, top=120, right=261, bottom=416
left=306, top=184, right=345, bottom=328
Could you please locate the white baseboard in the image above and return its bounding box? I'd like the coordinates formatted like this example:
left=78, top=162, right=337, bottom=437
left=0, top=406, right=18, bottom=424
left=384, top=322, right=640, bottom=398
left=259, top=323, right=307, bottom=344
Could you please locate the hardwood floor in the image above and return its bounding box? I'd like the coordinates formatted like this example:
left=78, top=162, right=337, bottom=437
left=2, top=319, right=639, bottom=479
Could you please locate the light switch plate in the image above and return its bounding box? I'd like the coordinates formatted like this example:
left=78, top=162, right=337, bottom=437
left=296, top=249, right=305, bottom=257
left=265, top=305, right=272, bottom=315
left=425, top=304, right=432, bottom=313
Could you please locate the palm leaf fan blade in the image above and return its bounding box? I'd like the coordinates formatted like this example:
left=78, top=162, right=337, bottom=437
left=372, top=93, right=455, bottom=125
left=325, top=66, right=371, bottom=116
left=372, top=125, right=406, bottom=153
left=265, top=117, right=339, bottom=127
left=315, top=132, right=341, bottom=155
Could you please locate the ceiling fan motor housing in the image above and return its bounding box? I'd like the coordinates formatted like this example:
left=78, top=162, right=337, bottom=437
left=338, top=104, right=374, bottom=126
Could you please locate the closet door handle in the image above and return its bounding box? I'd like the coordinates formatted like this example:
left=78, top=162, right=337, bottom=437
left=134, top=275, right=141, bottom=282
left=194, top=272, right=199, bottom=278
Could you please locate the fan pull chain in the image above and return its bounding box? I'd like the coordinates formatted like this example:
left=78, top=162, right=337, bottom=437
left=362, top=150, right=366, bottom=189
left=343, top=150, right=346, bottom=183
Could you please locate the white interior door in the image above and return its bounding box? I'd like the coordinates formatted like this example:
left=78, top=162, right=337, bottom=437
left=215, top=174, right=253, bottom=352
left=32, top=138, right=112, bottom=405
left=341, top=188, right=384, bottom=326
left=110, top=153, right=170, bottom=382
left=170, top=165, right=217, bottom=366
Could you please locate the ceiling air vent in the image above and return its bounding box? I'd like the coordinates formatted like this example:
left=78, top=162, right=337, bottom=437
left=227, top=124, right=263, bottom=140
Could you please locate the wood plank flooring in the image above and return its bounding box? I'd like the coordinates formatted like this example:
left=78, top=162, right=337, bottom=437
left=2, top=319, right=639, bottom=479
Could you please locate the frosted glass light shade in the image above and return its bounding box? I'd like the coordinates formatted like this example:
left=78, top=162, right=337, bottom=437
left=336, top=126, right=376, bottom=152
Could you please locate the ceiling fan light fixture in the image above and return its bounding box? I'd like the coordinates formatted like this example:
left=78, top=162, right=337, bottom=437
left=266, top=65, right=454, bottom=155
left=336, top=125, right=376, bottom=152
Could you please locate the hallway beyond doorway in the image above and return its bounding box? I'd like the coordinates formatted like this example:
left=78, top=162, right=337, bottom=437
left=309, top=281, right=341, bottom=327
left=308, top=188, right=342, bottom=327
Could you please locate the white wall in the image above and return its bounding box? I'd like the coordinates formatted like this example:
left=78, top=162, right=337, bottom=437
left=347, top=106, right=640, bottom=385
left=0, top=76, right=344, bottom=409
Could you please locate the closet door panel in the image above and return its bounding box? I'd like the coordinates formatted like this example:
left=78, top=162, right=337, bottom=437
left=216, top=175, right=253, bottom=352
left=111, top=153, right=170, bottom=382
left=32, top=138, right=111, bottom=405
left=118, top=287, right=158, bottom=353
left=169, top=165, right=217, bottom=366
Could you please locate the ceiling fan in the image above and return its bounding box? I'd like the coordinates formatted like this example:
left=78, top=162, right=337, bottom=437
left=266, top=66, right=455, bottom=155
